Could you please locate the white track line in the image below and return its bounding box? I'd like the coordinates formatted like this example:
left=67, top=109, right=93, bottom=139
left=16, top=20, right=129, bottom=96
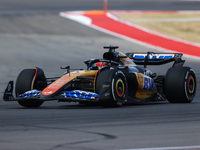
left=124, top=17, right=200, bottom=22
left=107, top=12, right=200, bottom=48
left=118, top=145, right=200, bottom=150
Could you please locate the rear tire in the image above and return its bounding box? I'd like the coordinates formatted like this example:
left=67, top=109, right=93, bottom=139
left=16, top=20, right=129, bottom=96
left=95, top=69, right=128, bottom=106
left=165, top=67, right=196, bottom=103
left=16, top=69, right=44, bottom=108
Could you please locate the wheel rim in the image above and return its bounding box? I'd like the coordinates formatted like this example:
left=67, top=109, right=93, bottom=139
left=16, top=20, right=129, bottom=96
left=115, top=78, right=125, bottom=97
left=188, top=76, right=195, bottom=94
left=185, top=74, right=196, bottom=101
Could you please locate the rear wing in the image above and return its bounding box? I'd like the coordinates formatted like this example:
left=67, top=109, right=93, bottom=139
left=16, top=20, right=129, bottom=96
left=125, top=52, right=185, bottom=67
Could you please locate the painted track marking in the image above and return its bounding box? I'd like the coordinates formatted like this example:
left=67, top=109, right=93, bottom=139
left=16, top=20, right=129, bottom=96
left=118, top=145, right=200, bottom=150
left=60, top=11, right=200, bottom=59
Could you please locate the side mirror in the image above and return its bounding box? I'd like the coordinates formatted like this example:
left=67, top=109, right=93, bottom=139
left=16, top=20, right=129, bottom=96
left=60, top=65, right=70, bottom=75
left=60, top=65, right=70, bottom=69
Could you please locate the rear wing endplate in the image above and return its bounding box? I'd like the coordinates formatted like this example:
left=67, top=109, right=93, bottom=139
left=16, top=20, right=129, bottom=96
left=126, top=52, right=185, bottom=67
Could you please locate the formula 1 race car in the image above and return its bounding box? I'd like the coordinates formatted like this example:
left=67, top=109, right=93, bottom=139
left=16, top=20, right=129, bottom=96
left=3, top=46, right=196, bottom=108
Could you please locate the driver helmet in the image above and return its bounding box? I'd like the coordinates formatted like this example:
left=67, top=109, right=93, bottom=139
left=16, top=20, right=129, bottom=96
left=96, top=61, right=111, bottom=69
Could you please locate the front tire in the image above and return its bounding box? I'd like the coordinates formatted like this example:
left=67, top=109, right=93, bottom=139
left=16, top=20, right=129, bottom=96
left=16, top=69, right=44, bottom=108
left=165, top=67, right=196, bottom=103
left=95, top=69, right=128, bottom=106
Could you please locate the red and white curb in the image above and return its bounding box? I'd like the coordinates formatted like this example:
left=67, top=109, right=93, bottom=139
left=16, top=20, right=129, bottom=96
left=60, top=10, right=200, bottom=59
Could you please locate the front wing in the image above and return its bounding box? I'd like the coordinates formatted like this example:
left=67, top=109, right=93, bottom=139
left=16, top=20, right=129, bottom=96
left=3, top=81, right=99, bottom=102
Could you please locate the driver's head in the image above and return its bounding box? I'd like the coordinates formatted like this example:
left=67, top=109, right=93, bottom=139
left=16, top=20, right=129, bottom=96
left=96, top=61, right=110, bottom=69
left=96, top=62, right=104, bottom=66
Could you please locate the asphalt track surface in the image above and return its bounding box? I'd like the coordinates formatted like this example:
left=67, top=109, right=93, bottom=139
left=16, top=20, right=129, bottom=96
left=0, top=0, right=200, bottom=150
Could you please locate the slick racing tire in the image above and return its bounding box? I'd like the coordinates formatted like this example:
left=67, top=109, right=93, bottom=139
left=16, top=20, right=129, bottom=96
left=95, top=69, right=128, bottom=106
left=165, top=67, right=196, bottom=103
left=15, top=69, right=44, bottom=108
